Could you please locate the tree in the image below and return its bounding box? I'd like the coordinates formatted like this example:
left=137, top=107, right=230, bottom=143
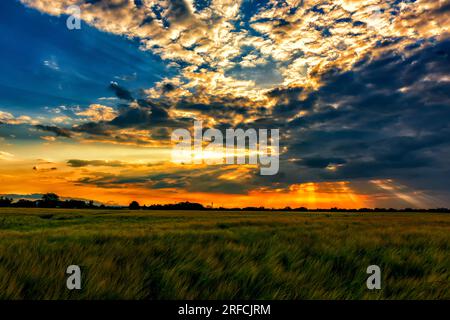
left=41, top=193, right=60, bottom=208
left=42, top=193, right=59, bottom=202
left=14, top=199, right=35, bottom=208
left=0, top=197, right=12, bottom=207
left=129, top=201, right=140, bottom=210
left=61, top=199, right=86, bottom=209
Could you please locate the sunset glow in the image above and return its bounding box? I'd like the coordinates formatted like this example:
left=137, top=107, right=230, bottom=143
left=1, top=0, right=449, bottom=208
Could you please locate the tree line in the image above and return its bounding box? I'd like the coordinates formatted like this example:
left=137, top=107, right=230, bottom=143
left=1, top=194, right=449, bottom=212
left=0, top=193, right=99, bottom=209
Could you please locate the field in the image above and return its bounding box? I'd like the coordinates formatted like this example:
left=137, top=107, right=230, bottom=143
left=0, top=208, right=449, bottom=299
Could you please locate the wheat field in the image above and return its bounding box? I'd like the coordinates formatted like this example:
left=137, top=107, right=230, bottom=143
left=0, top=208, right=448, bottom=299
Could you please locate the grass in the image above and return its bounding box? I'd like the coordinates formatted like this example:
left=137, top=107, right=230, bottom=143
left=0, top=208, right=449, bottom=299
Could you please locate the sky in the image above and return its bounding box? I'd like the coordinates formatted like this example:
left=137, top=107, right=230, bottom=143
left=0, top=0, right=449, bottom=208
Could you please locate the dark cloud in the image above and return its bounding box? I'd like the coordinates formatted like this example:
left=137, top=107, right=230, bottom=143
left=34, top=125, right=72, bottom=138
left=167, top=0, right=193, bottom=23
left=85, top=0, right=130, bottom=11
left=110, top=106, right=152, bottom=127
left=108, top=98, right=181, bottom=130
left=109, top=82, right=134, bottom=101
left=72, top=121, right=112, bottom=136
left=69, top=84, right=191, bottom=144
left=267, top=39, right=450, bottom=195
left=161, top=82, right=176, bottom=93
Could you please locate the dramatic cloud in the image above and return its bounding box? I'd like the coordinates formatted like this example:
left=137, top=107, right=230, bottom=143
left=20, top=0, right=450, bottom=106
left=0, top=0, right=448, bottom=207
left=263, top=39, right=450, bottom=207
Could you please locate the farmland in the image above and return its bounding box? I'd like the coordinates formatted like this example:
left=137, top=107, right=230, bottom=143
left=0, top=208, right=448, bottom=299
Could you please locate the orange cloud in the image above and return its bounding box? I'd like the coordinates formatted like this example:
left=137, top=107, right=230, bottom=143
left=0, top=157, right=370, bottom=208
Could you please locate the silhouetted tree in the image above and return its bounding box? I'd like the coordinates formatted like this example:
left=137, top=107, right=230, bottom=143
left=145, top=201, right=205, bottom=210
left=42, top=193, right=59, bottom=202
left=129, top=201, right=140, bottom=210
left=61, top=200, right=86, bottom=209
left=0, top=197, right=12, bottom=207
left=14, top=199, right=36, bottom=208
left=41, top=193, right=60, bottom=208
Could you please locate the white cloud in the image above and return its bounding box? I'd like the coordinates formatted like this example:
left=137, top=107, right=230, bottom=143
left=76, top=104, right=118, bottom=122
left=0, top=110, right=40, bottom=125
